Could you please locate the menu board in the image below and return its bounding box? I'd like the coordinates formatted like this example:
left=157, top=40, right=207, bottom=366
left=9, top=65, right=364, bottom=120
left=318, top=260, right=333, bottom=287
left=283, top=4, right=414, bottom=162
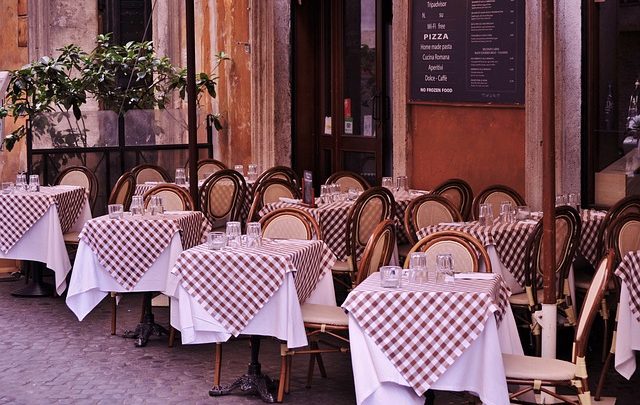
left=409, top=0, right=525, bottom=105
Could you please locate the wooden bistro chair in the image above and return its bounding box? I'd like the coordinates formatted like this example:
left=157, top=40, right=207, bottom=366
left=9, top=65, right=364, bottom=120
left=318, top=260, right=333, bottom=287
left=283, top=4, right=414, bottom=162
left=187, top=158, right=227, bottom=181
left=199, top=169, right=246, bottom=231
left=403, top=229, right=491, bottom=273
left=131, top=164, right=171, bottom=184
left=252, top=166, right=301, bottom=194
left=107, top=171, right=136, bottom=211
left=400, top=195, right=463, bottom=259
left=260, top=207, right=322, bottom=240
left=277, top=220, right=396, bottom=402
left=503, top=249, right=614, bottom=404
left=508, top=206, right=581, bottom=356
left=575, top=196, right=640, bottom=362
left=595, top=213, right=640, bottom=399
left=325, top=171, right=370, bottom=193
left=431, top=178, right=473, bottom=221
left=143, top=183, right=194, bottom=211
left=472, top=184, right=526, bottom=220
left=54, top=165, right=99, bottom=211
left=246, top=178, right=301, bottom=222
left=332, top=186, right=396, bottom=290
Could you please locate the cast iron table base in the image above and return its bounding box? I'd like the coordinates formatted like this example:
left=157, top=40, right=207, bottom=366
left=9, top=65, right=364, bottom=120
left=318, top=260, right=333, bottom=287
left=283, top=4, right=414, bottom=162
left=209, top=336, right=278, bottom=403
left=11, top=262, right=54, bottom=297
left=122, top=292, right=168, bottom=347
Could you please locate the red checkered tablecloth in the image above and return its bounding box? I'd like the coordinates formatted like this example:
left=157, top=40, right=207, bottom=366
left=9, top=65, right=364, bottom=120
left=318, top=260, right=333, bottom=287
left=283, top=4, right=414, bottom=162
left=417, top=221, right=538, bottom=286
left=342, top=273, right=510, bottom=395
left=578, top=209, right=607, bottom=266
left=79, top=211, right=209, bottom=290
left=171, top=239, right=336, bottom=336
left=0, top=186, right=86, bottom=254
left=616, top=251, right=640, bottom=322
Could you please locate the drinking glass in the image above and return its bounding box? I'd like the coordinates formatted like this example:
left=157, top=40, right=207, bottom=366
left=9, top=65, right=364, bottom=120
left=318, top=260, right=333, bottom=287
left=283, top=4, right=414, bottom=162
left=555, top=194, right=567, bottom=207
left=516, top=205, right=531, bottom=221
left=319, top=185, right=330, bottom=204
left=568, top=192, right=580, bottom=210
left=149, top=196, right=164, bottom=215
left=395, top=176, right=408, bottom=193
left=175, top=168, right=186, bottom=185
left=380, top=265, right=402, bottom=288
left=408, top=252, right=429, bottom=283
left=347, top=188, right=359, bottom=201
left=27, top=175, right=40, bottom=192
left=330, top=183, right=341, bottom=202
left=130, top=195, right=144, bottom=215
left=246, top=222, right=262, bottom=247
left=247, top=164, right=258, bottom=182
left=499, top=201, right=514, bottom=224
left=108, top=204, right=124, bottom=219
left=1, top=182, right=13, bottom=194
left=207, top=231, right=227, bottom=250
left=226, top=221, right=242, bottom=247
left=234, top=165, right=245, bottom=176
left=381, top=177, right=393, bottom=190
left=436, top=254, right=454, bottom=283
left=478, top=203, right=494, bottom=226
left=16, top=174, right=27, bottom=191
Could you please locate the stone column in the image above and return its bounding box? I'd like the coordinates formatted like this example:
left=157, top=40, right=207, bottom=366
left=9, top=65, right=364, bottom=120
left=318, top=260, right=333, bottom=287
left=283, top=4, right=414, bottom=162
left=391, top=0, right=411, bottom=181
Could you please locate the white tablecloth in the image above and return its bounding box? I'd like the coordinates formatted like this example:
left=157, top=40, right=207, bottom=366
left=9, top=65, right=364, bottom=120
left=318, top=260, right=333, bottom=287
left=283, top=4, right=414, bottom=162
left=615, top=283, right=640, bottom=378
left=168, top=269, right=336, bottom=349
left=0, top=198, right=91, bottom=295
left=349, top=307, right=523, bottom=405
left=66, top=234, right=183, bottom=321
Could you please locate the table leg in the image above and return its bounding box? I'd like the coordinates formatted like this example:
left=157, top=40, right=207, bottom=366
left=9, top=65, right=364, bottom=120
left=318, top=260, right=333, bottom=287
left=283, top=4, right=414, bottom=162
left=209, top=336, right=278, bottom=403
left=122, top=292, right=168, bottom=347
left=11, top=262, right=54, bottom=297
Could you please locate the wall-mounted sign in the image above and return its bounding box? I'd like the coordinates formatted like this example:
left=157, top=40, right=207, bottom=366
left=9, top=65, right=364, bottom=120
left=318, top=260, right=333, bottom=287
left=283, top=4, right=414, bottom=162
left=409, top=0, right=525, bottom=105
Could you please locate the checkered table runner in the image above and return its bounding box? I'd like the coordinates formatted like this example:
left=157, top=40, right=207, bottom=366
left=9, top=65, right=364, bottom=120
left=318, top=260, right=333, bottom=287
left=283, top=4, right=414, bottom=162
left=0, top=186, right=86, bottom=254
left=417, top=221, right=538, bottom=286
left=578, top=209, right=606, bottom=267
left=171, top=239, right=336, bottom=336
left=79, top=211, right=209, bottom=290
left=342, top=273, right=510, bottom=396
left=615, top=251, right=640, bottom=322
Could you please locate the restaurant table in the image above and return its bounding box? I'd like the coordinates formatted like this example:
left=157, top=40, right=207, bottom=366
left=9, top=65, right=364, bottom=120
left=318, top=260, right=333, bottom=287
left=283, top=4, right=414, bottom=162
left=258, top=189, right=425, bottom=261
left=0, top=185, right=91, bottom=296
left=343, top=272, right=522, bottom=405
left=66, top=210, right=209, bottom=346
left=167, top=238, right=336, bottom=401
left=614, top=250, right=640, bottom=378
left=417, top=209, right=606, bottom=295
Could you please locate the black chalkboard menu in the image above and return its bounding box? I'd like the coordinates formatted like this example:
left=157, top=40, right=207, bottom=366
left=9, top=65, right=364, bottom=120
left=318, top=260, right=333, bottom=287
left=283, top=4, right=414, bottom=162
left=409, top=0, right=525, bottom=105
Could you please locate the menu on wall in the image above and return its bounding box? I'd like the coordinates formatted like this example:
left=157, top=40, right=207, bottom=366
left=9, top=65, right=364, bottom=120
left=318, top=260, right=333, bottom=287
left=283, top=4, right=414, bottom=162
left=409, top=0, right=525, bottom=105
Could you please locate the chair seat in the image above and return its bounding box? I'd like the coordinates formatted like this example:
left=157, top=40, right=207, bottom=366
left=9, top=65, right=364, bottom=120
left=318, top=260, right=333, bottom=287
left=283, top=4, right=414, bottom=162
left=302, top=303, right=349, bottom=327
left=509, top=289, right=544, bottom=306
left=331, top=260, right=351, bottom=273
left=63, top=231, right=81, bottom=244
left=503, top=353, right=576, bottom=381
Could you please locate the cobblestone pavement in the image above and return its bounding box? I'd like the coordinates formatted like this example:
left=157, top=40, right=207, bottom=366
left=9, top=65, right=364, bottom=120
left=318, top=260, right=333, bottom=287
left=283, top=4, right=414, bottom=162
left=0, top=276, right=638, bottom=404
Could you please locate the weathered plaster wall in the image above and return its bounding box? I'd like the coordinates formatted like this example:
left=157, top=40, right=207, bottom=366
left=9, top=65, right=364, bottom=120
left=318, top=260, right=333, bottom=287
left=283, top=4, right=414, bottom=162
left=0, top=0, right=29, bottom=182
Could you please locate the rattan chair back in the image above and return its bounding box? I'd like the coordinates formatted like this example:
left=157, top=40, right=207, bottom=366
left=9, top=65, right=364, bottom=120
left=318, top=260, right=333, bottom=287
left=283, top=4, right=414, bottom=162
left=354, top=220, right=396, bottom=286
left=143, top=184, right=194, bottom=211
left=199, top=169, right=246, bottom=226
left=253, top=166, right=300, bottom=192
left=54, top=165, right=99, bottom=210
left=606, top=213, right=640, bottom=264
left=193, top=158, right=227, bottom=180
left=431, top=178, right=473, bottom=220
left=326, top=171, right=370, bottom=192
left=107, top=172, right=135, bottom=211
left=131, top=164, right=171, bottom=183
left=597, top=195, right=640, bottom=259
left=472, top=184, right=526, bottom=220
left=260, top=207, right=322, bottom=240
left=247, top=178, right=301, bottom=222
left=403, top=195, right=463, bottom=245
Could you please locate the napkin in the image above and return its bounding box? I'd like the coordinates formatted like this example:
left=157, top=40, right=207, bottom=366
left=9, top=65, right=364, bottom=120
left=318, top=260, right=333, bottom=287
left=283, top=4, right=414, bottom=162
left=519, top=219, right=539, bottom=225
left=442, top=222, right=468, bottom=226
left=279, top=197, right=302, bottom=204
left=453, top=272, right=495, bottom=280
left=145, top=181, right=161, bottom=185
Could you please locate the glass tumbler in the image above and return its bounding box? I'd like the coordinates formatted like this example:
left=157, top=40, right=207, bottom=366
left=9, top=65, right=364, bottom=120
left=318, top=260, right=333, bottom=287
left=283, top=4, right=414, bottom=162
left=207, top=231, right=227, bottom=250
left=234, top=165, right=245, bottom=176
left=478, top=203, right=494, bottom=226
left=380, top=265, right=402, bottom=288
left=395, top=176, right=408, bottom=193
left=28, top=175, right=40, bottom=192
left=436, top=254, right=454, bottom=283
left=247, top=164, right=259, bottom=182
left=16, top=174, right=27, bottom=191
left=499, top=201, right=514, bottom=224
left=1, top=182, right=13, bottom=194
left=381, top=177, right=393, bottom=189
left=319, top=185, right=330, bottom=204
left=175, top=168, right=186, bottom=185
left=226, top=221, right=242, bottom=247
left=108, top=204, right=124, bottom=219
left=130, top=196, right=144, bottom=215
left=246, top=222, right=262, bottom=247
left=516, top=205, right=531, bottom=221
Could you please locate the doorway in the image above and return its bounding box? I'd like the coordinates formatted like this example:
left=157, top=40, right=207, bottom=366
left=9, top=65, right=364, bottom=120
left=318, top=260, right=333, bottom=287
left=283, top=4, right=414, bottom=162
left=292, top=0, right=391, bottom=186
